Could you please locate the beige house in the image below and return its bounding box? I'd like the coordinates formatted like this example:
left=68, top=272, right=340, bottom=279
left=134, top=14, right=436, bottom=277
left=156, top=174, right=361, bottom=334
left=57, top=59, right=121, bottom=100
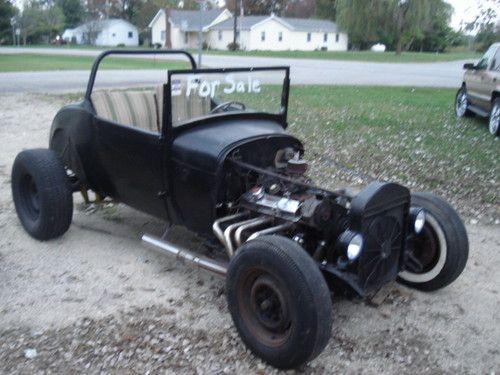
left=148, top=8, right=231, bottom=49
left=149, top=9, right=348, bottom=51
left=209, top=15, right=347, bottom=51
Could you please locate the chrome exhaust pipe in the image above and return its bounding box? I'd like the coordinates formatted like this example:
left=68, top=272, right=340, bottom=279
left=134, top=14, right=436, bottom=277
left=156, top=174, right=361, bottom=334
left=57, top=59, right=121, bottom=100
left=212, top=213, right=247, bottom=252
left=247, top=223, right=294, bottom=241
left=142, top=233, right=227, bottom=277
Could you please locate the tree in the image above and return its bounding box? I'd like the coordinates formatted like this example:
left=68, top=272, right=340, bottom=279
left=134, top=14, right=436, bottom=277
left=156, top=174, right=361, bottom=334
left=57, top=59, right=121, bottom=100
left=0, top=0, right=16, bottom=44
left=474, top=22, right=500, bottom=52
left=225, top=0, right=287, bottom=16
left=283, top=0, right=315, bottom=18
left=315, top=0, right=335, bottom=21
left=56, top=0, right=85, bottom=28
left=17, top=0, right=64, bottom=44
left=336, top=0, right=440, bottom=54
left=414, top=0, right=454, bottom=52
left=335, top=0, right=385, bottom=49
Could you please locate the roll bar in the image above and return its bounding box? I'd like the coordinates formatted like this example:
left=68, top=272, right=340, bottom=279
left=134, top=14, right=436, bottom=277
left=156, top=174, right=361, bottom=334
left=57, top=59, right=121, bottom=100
left=84, top=49, right=197, bottom=99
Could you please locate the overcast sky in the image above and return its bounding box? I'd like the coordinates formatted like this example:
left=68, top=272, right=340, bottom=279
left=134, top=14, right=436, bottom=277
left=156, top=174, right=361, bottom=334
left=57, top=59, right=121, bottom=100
left=445, top=0, right=500, bottom=31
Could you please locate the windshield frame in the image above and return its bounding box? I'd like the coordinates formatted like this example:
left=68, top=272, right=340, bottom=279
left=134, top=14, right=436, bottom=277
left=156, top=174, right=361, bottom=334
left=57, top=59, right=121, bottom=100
left=164, top=66, right=290, bottom=131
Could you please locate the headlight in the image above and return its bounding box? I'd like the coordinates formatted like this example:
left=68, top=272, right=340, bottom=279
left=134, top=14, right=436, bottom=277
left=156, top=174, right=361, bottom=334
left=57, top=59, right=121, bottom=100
left=410, top=207, right=426, bottom=234
left=339, top=230, right=364, bottom=261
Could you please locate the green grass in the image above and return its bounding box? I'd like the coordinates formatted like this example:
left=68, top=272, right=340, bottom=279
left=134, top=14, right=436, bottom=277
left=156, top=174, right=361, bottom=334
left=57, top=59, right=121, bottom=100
left=0, top=53, right=189, bottom=72
left=197, top=49, right=481, bottom=63
left=282, top=86, right=497, bottom=217
left=4, top=45, right=481, bottom=63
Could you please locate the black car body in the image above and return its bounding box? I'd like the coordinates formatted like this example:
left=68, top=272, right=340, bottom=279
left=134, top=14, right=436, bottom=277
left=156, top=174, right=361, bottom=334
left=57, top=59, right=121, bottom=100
left=12, top=50, right=469, bottom=369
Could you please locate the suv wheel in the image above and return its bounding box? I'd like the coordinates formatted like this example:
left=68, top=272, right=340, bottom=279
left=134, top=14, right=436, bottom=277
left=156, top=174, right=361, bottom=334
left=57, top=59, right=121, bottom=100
left=489, top=98, right=500, bottom=136
left=455, top=87, right=472, bottom=117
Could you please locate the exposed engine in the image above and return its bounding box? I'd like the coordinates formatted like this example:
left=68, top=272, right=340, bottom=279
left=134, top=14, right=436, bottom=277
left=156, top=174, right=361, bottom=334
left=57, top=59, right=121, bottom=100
left=214, top=145, right=414, bottom=296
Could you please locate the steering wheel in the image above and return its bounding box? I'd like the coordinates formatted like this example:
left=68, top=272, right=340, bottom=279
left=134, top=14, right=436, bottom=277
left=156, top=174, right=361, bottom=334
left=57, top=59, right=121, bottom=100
left=210, top=101, right=246, bottom=114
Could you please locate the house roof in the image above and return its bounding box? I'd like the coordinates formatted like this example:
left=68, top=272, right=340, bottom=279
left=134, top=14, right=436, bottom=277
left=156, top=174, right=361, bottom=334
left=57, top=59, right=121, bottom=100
left=210, top=15, right=338, bottom=32
left=72, top=18, right=138, bottom=33
left=148, top=8, right=229, bottom=31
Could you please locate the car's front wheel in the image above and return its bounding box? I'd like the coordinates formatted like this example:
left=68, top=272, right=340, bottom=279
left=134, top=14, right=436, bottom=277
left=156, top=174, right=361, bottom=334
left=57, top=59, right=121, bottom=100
left=11, top=148, right=73, bottom=240
left=398, top=192, right=468, bottom=291
left=488, top=97, right=500, bottom=136
left=226, top=235, right=332, bottom=369
left=455, top=87, right=473, bottom=117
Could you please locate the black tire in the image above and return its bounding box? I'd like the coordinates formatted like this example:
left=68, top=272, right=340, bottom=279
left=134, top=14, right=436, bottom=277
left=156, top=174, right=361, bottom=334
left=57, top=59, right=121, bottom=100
left=398, top=192, right=468, bottom=291
left=488, top=97, right=500, bottom=136
left=226, top=235, right=332, bottom=369
left=11, top=148, right=73, bottom=240
left=455, top=87, right=473, bottom=117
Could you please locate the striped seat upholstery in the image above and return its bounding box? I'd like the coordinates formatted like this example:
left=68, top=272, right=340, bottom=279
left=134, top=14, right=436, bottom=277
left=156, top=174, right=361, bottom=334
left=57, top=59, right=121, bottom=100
left=91, top=90, right=159, bottom=133
left=155, top=85, right=211, bottom=127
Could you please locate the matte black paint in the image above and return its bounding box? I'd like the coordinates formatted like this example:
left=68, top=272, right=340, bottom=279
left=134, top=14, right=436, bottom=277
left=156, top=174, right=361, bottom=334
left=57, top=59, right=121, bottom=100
left=49, top=50, right=298, bottom=234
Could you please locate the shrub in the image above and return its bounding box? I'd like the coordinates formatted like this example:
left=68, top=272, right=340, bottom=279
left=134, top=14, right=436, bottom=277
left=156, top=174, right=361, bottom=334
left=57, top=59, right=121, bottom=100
left=227, top=42, right=240, bottom=51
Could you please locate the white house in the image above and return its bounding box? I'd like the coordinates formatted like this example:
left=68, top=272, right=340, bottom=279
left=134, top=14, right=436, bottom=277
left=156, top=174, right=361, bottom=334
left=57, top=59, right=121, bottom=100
left=208, top=14, right=348, bottom=51
left=148, top=8, right=232, bottom=49
left=62, top=19, right=139, bottom=46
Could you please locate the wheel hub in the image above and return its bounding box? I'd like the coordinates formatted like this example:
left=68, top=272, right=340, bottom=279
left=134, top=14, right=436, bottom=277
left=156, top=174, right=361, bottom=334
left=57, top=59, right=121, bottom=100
left=251, top=275, right=289, bottom=332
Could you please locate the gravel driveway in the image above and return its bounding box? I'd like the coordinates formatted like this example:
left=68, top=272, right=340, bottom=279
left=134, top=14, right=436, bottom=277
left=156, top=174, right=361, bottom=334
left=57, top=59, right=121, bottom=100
left=0, top=94, right=499, bottom=374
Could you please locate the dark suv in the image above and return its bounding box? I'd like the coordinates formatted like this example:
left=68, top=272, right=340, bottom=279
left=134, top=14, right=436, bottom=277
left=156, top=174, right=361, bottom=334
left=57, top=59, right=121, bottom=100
left=455, top=42, right=500, bottom=136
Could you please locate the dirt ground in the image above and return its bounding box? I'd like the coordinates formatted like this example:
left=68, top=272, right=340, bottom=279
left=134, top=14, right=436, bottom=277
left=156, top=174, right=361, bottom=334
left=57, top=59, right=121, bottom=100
left=0, top=94, right=499, bottom=374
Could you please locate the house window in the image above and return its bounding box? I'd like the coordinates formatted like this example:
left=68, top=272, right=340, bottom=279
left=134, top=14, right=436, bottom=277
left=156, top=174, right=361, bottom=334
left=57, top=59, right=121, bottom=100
left=324, top=33, right=327, bottom=42
left=218, top=30, right=222, bottom=41
left=184, top=32, right=188, bottom=44
left=278, top=31, right=282, bottom=42
left=161, top=30, right=165, bottom=41
left=112, top=33, right=116, bottom=38
left=128, top=31, right=133, bottom=38
left=307, top=33, right=311, bottom=42
left=335, top=33, right=339, bottom=42
left=261, top=31, right=265, bottom=42
left=236, top=31, right=240, bottom=40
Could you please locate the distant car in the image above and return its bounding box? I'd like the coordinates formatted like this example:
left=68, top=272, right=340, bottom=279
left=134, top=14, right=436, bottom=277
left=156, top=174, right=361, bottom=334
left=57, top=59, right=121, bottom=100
left=11, top=50, right=469, bottom=370
left=455, top=42, right=500, bottom=136
left=50, top=35, right=67, bottom=45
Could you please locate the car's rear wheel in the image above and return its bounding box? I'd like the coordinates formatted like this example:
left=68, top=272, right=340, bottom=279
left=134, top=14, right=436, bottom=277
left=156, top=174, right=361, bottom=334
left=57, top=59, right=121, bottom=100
left=398, top=192, right=468, bottom=291
left=226, top=235, right=332, bottom=369
left=455, top=87, right=473, bottom=117
left=488, top=97, right=500, bottom=136
left=11, top=148, right=73, bottom=240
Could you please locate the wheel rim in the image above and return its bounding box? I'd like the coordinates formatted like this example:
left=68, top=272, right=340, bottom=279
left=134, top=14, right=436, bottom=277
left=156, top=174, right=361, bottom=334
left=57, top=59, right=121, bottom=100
left=19, top=174, right=40, bottom=221
left=456, top=90, right=468, bottom=116
left=238, top=269, right=292, bottom=347
left=489, top=103, right=500, bottom=135
left=399, top=214, right=447, bottom=283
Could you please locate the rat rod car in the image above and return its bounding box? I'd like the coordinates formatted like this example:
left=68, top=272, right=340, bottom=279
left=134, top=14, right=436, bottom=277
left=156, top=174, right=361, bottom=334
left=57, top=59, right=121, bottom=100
left=12, top=50, right=468, bottom=369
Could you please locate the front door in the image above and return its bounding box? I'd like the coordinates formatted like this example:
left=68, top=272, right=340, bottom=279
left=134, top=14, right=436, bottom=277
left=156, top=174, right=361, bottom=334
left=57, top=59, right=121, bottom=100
left=94, top=118, right=166, bottom=219
left=467, top=45, right=498, bottom=109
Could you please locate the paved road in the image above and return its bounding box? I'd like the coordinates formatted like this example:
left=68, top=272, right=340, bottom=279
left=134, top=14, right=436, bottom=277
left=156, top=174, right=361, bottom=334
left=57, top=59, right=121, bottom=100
left=0, top=47, right=472, bottom=93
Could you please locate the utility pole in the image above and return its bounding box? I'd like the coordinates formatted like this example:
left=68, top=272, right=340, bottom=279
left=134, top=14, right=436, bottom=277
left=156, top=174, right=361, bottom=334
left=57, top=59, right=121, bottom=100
left=233, top=0, right=239, bottom=47
left=197, top=0, right=205, bottom=66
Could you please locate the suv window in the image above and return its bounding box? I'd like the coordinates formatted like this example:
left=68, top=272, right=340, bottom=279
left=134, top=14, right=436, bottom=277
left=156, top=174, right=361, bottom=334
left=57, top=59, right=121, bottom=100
left=476, top=45, right=497, bottom=70
left=492, top=47, right=500, bottom=71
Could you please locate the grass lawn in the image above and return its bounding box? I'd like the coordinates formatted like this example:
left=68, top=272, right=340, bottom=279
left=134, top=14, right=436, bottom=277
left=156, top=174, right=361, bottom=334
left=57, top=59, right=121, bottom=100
left=197, top=49, right=481, bottom=63
left=282, top=86, right=497, bottom=218
left=6, top=45, right=481, bottom=63
left=0, top=53, right=189, bottom=72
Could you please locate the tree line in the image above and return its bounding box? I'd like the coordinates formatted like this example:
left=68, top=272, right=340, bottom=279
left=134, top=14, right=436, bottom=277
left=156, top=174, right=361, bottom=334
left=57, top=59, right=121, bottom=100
left=0, top=0, right=498, bottom=51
